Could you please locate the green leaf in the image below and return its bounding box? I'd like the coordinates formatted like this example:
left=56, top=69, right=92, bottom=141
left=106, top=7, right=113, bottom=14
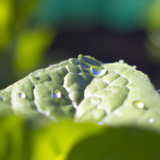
left=30, top=121, right=160, bottom=160
left=1, top=55, right=160, bottom=135
left=14, top=26, right=56, bottom=72
left=0, top=116, right=26, bottom=160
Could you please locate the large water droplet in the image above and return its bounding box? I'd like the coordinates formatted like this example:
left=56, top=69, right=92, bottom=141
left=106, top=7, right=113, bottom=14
left=148, top=118, right=154, bottom=124
left=18, top=93, right=26, bottom=99
left=90, top=67, right=107, bottom=77
left=98, top=121, right=103, bottom=125
left=133, top=101, right=145, bottom=109
left=51, top=90, right=61, bottom=98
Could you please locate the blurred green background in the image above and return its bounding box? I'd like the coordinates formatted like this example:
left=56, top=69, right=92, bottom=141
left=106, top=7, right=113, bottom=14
left=1, top=0, right=160, bottom=159
left=0, top=0, right=160, bottom=90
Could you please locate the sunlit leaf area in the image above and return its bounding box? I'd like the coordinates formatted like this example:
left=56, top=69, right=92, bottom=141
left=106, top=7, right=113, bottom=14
left=0, top=0, right=160, bottom=159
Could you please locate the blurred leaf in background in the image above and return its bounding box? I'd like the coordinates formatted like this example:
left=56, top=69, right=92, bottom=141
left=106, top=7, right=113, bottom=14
left=0, top=116, right=27, bottom=160
left=146, top=30, right=160, bottom=64
left=14, top=26, right=55, bottom=74
left=0, top=0, right=13, bottom=48
left=0, top=0, right=56, bottom=90
left=1, top=117, right=160, bottom=160
left=145, top=1, right=160, bottom=65
left=0, top=0, right=160, bottom=89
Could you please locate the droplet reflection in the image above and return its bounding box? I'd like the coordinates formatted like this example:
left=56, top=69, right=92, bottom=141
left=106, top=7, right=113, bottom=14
left=51, top=90, right=61, bottom=98
left=90, top=67, right=107, bottom=77
left=133, top=101, right=145, bottom=109
left=18, top=93, right=26, bottom=99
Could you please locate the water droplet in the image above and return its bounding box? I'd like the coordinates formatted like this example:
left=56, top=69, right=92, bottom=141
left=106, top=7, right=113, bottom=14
left=98, top=121, right=103, bottom=125
left=18, top=93, right=26, bottom=99
left=148, top=118, right=154, bottom=124
left=133, top=101, right=145, bottom=109
left=51, top=90, right=61, bottom=98
left=90, top=67, right=107, bottom=77
left=119, top=59, right=124, bottom=64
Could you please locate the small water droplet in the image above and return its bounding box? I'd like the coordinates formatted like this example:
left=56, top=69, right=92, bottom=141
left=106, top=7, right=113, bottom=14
left=90, top=67, right=107, bottom=77
left=133, top=101, right=145, bottom=109
left=119, top=59, right=124, bottom=64
left=18, top=93, right=26, bottom=99
left=98, top=121, right=103, bottom=125
left=148, top=118, right=154, bottom=124
left=51, top=90, right=61, bottom=98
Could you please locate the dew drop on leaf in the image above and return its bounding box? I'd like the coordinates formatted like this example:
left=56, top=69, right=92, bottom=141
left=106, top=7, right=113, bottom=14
left=51, top=90, right=61, bottom=98
left=18, top=93, right=26, bottom=99
left=133, top=101, right=145, bottom=109
left=90, top=67, right=107, bottom=77
left=119, top=59, right=124, bottom=64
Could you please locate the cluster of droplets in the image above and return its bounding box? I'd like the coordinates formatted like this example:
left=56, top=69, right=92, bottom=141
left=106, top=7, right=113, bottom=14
left=15, top=55, right=158, bottom=126
left=18, top=90, right=62, bottom=99
left=18, top=93, right=26, bottom=99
